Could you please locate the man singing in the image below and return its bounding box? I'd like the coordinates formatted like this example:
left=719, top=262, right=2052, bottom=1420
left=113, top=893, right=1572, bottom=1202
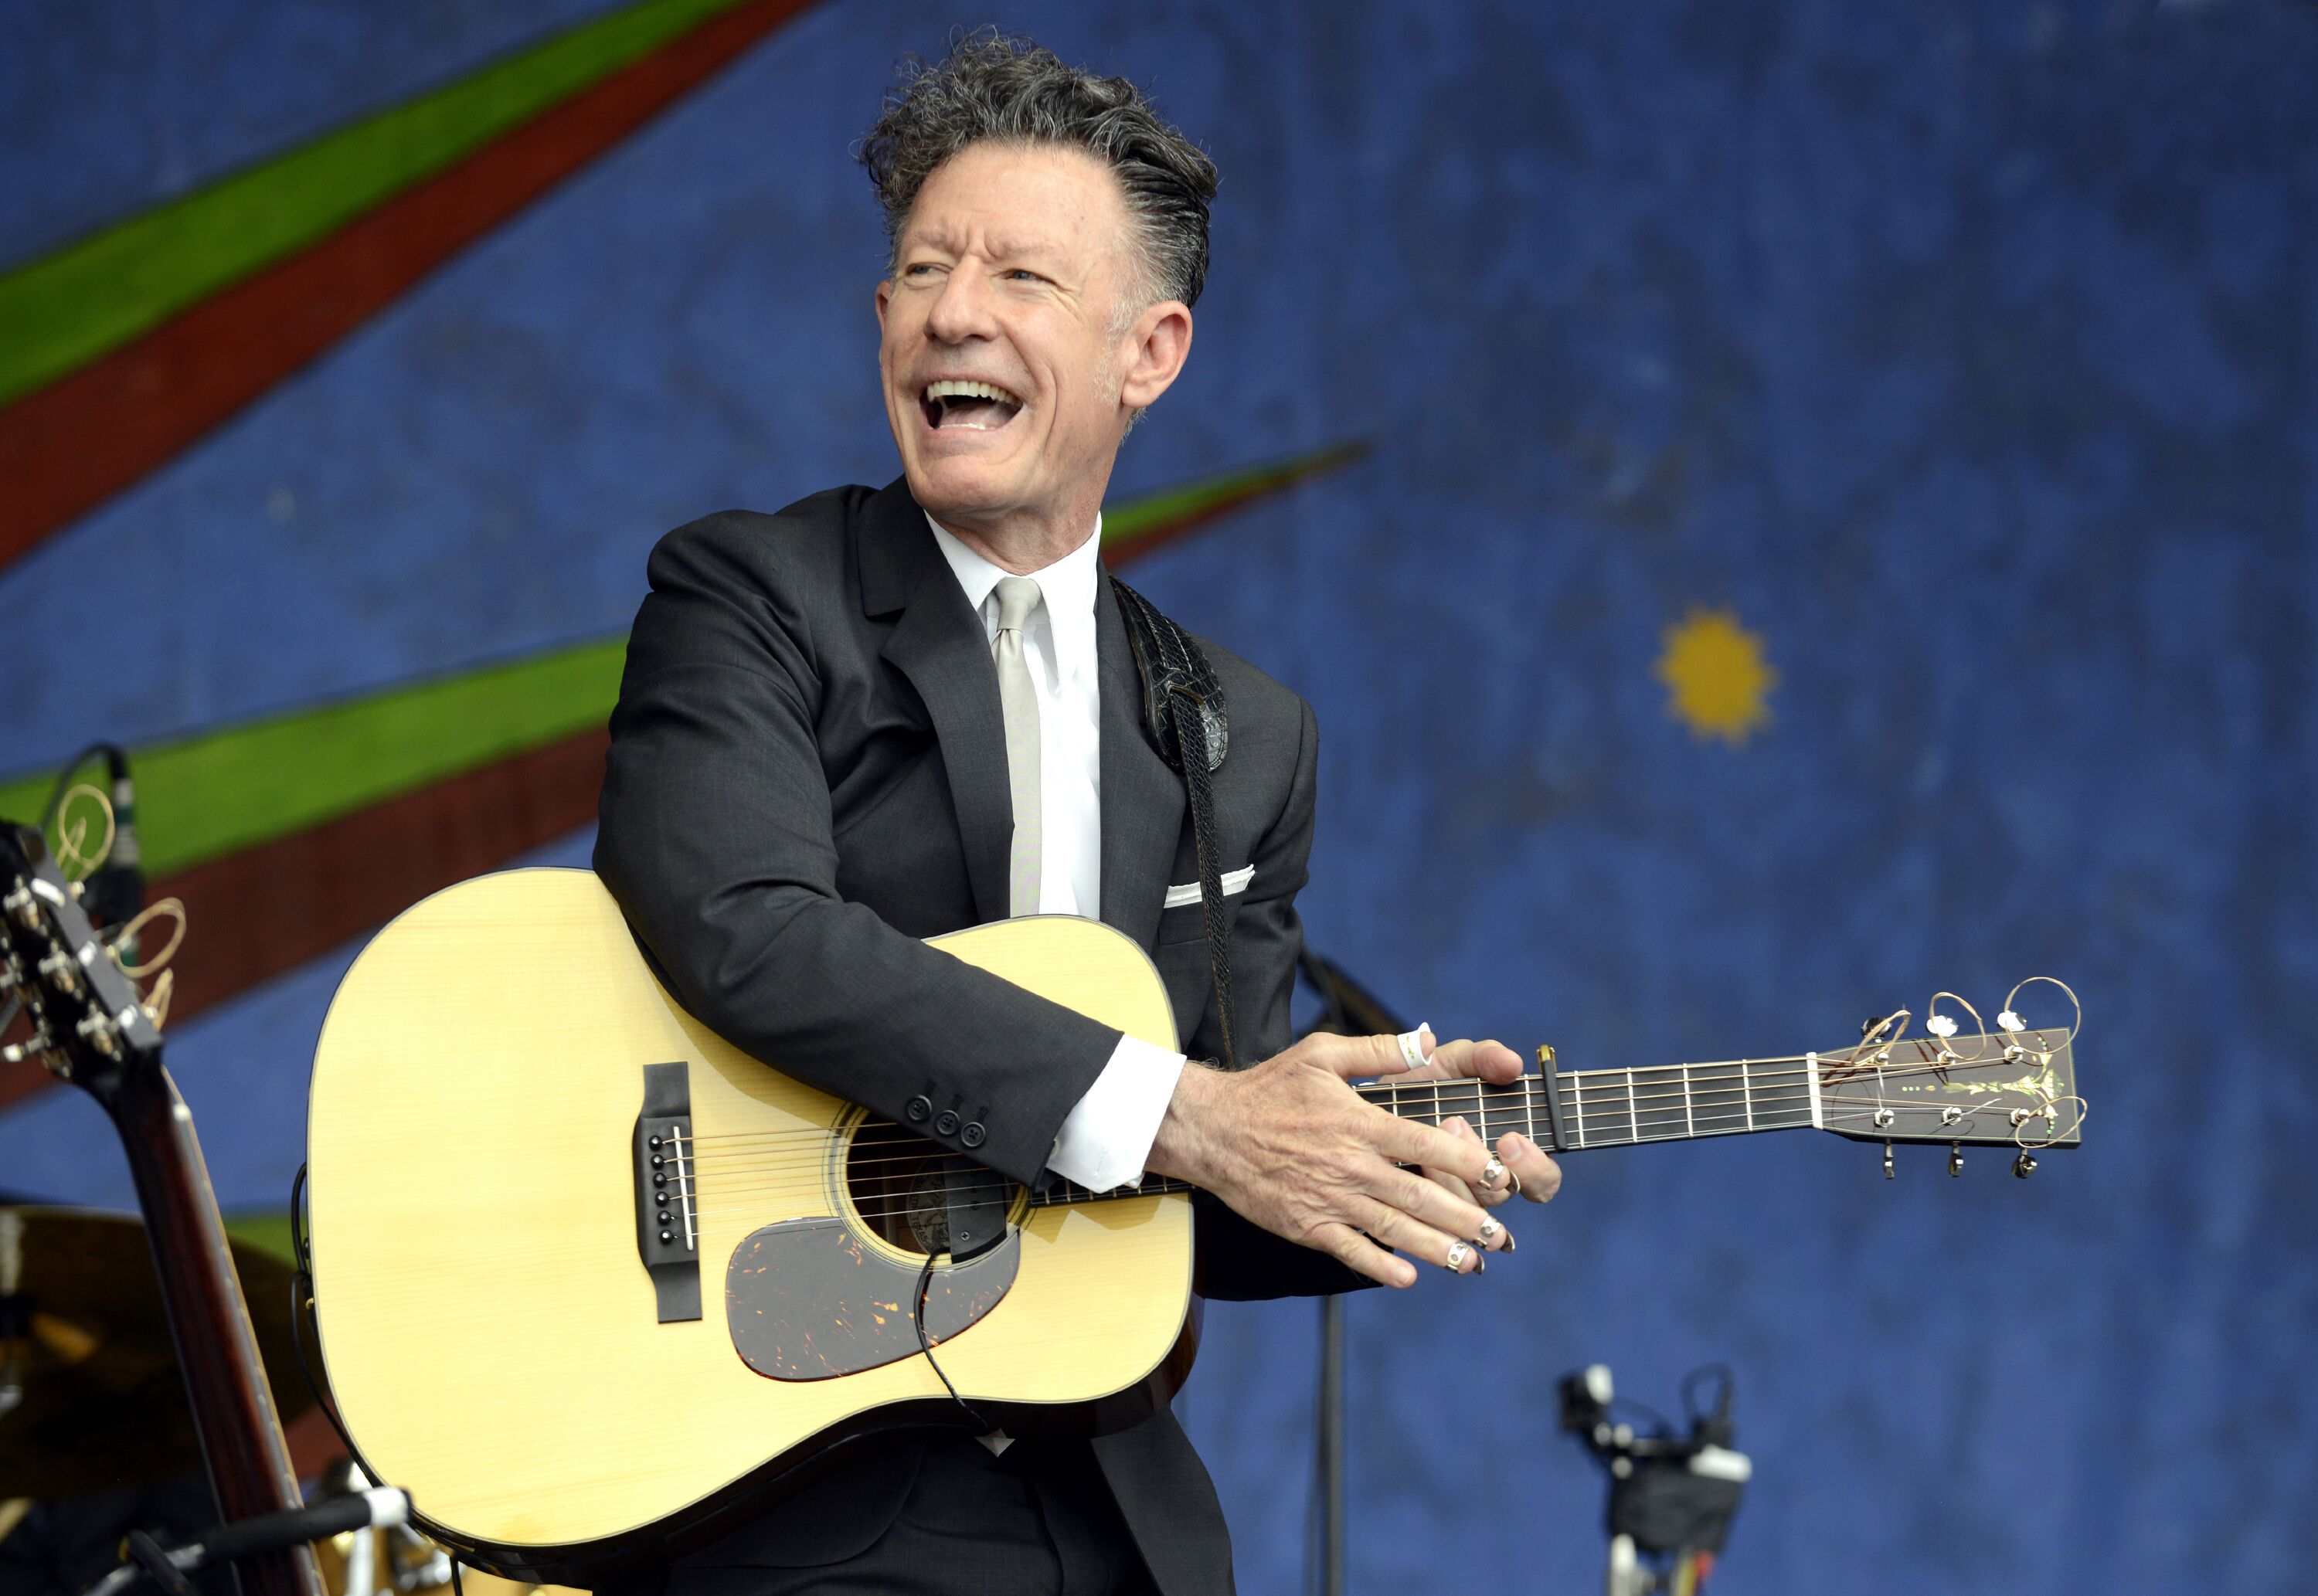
left=595, top=32, right=1561, bottom=1595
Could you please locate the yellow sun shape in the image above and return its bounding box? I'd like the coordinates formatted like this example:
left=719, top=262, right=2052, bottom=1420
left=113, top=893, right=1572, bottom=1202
left=1654, top=607, right=1778, bottom=745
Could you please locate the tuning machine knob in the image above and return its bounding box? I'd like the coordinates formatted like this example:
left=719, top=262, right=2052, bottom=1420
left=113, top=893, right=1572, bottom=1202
left=1881, top=1140, right=1895, bottom=1180
left=2012, top=1151, right=2038, bottom=1179
left=1949, top=1143, right=1963, bottom=1177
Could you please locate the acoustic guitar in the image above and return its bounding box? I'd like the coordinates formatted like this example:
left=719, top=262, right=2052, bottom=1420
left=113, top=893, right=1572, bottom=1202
left=303, top=868, right=2082, bottom=1581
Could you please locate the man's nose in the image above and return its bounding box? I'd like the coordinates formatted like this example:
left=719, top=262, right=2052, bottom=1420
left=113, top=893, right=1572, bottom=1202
left=924, top=265, right=999, bottom=344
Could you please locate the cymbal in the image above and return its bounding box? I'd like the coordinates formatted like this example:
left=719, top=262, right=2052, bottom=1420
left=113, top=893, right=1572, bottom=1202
left=0, top=1206, right=317, bottom=1499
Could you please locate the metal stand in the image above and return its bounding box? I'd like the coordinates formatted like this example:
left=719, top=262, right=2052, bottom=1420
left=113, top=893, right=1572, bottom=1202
left=1316, top=1295, right=1344, bottom=1596
left=1295, top=950, right=1405, bottom=1596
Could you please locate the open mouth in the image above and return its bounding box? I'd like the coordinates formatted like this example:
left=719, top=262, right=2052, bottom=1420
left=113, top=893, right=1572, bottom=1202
left=919, top=379, right=1024, bottom=433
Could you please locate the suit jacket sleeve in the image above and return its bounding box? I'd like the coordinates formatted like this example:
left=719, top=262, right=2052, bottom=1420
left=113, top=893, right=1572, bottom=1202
left=1184, top=693, right=1376, bottom=1302
left=593, top=511, right=1117, bottom=1187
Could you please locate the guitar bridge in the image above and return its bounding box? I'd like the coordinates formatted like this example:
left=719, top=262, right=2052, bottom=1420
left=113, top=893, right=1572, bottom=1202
left=633, top=1061, right=701, bottom=1323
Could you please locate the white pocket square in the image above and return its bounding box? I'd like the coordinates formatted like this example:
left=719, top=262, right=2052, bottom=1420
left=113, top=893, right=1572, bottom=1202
left=1164, top=865, right=1255, bottom=908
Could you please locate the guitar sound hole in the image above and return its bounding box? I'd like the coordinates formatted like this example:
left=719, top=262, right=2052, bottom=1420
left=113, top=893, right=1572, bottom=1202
left=845, top=1119, right=1014, bottom=1256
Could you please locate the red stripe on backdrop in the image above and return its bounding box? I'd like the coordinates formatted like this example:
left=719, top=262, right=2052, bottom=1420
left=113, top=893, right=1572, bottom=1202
left=0, top=0, right=814, bottom=572
left=0, top=728, right=609, bottom=1116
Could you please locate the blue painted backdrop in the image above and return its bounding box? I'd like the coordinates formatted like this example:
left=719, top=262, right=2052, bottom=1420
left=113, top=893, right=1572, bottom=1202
left=5, top=2, right=2314, bottom=1591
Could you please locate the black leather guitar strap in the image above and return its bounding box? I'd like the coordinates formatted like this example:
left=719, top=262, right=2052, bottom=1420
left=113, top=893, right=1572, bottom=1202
left=1110, top=575, right=1238, bottom=1066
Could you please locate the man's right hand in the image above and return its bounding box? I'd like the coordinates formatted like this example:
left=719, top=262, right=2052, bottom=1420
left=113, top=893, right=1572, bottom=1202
left=1143, top=1031, right=1544, bottom=1288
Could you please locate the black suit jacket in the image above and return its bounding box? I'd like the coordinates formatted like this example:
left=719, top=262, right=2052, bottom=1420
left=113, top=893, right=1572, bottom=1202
left=594, top=478, right=1356, bottom=1594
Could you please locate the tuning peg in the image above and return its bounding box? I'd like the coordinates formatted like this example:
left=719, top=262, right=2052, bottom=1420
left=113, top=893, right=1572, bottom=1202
left=1882, top=1140, right=1895, bottom=1180
left=1949, top=1143, right=1964, bottom=1177
left=1861, top=1016, right=1885, bottom=1038
left=2012, top=1151, right=2037, bottom=1179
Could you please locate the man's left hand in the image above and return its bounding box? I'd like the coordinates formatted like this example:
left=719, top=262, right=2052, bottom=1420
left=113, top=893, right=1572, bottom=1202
left=1391, top=1031, right=1562, bottom=1259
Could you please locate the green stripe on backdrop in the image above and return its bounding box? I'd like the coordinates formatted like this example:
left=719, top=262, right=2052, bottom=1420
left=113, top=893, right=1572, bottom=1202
left=223, top=1209, right=298, bottom=1265
left=0, top=0, right=749, bottom=409
left=0, top=640, right=626, bottom=877
left=1103, top=441, right=1365, bottom=545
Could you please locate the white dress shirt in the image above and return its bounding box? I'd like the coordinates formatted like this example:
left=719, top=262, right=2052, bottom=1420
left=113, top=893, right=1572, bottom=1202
left=926, top=514, right=1188, bottom=1191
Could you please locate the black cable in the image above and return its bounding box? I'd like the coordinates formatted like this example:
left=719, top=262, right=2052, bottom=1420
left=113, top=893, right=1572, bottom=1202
left=121, top=1533, right=194, bottom=1596
left=37, top=744, right=124, bottom=830
left=910, top=1255, right=998, bottom=1434
left=1681, top=1364, right=1735, bottom=1427
left=286, top=1163, right=361, bottom=1463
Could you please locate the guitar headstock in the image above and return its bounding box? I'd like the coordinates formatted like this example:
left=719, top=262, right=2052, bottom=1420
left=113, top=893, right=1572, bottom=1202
left=0, top=823, right=165, bottom=1097
left=1813, top=980, right=2084, bottom=1175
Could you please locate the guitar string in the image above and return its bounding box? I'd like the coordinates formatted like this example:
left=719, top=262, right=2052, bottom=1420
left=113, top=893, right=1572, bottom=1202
left=676, top=1065, right=2027, bottom=1177
left=671, top=1041, right=2072, bottom=1187
left=678, top=1081, right=2042, bottom=1187
left=671, top=1029, right=2055, bottom=1151
left=678, top=1088, right=1826, bottom=1185
left=668, top=1057, right=1832, bottom=1146
left=678, top=1091, right=2010, bottom=1217
left=684, top=1098, right=1996, bottom=1227
left=675, top=1054, right=2026, bottom=1163
left=672, top=1042, right=2060, bottom=1153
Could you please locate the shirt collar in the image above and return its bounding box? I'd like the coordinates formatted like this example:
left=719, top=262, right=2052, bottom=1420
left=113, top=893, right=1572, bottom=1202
left=924, top=511, right=1103, bottom=685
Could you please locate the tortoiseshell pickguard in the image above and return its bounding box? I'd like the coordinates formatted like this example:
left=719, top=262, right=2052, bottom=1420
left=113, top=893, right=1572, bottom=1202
left=724, top=1217, right=1019, bottom=1381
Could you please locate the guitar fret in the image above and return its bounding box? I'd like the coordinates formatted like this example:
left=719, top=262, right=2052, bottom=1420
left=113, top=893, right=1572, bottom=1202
left=1741, top=1058, right=1754, bottom=1132
left=1682, top=1065, right=1694, bottom=1139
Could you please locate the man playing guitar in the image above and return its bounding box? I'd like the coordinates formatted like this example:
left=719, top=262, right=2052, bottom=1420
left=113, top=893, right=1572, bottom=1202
left=593, top=32, right=1560, bottom=1596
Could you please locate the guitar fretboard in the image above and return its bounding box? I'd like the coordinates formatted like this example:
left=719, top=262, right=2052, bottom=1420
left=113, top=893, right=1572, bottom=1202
left=1025, top=1055, right=1822, bottom=1208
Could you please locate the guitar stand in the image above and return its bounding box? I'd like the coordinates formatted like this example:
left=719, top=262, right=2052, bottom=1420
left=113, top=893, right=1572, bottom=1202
left=1557, top=1364, right=1752, bottom=1596
left=325, top=1464, right=452, bottom=1596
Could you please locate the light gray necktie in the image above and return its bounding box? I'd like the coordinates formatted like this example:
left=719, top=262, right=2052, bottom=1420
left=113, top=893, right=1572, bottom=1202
left=992, top=576, right=1043, bottom=917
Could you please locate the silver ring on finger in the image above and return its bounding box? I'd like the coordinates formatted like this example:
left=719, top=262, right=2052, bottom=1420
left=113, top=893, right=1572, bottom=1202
left=1478, top=1217, right=1501, bottom=1242
left=1480, top=1155, right=1507, bottom=1188
left=1443, top=1240, right=1472, bottom=1273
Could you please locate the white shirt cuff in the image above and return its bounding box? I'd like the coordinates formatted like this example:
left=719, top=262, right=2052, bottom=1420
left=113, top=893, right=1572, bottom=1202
left=1046, top=1034, right=1188, bottom=1191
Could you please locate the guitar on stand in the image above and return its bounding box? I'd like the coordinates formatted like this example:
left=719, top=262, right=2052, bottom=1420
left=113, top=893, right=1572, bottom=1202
left=300, top=867, right=2086, bottom=1584
left=0, top=820, right=326, bottom=1596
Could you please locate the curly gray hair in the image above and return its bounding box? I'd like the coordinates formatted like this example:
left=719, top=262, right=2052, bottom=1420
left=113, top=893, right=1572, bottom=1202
left=858, top=31, right=1219, bottom=311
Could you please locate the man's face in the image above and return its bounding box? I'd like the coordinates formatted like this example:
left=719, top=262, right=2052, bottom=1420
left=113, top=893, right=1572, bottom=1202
left=876, top=141, right=1148, bottom=535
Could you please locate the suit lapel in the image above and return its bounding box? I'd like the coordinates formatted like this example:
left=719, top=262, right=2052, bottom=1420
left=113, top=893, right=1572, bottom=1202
left=863, top=482, right=1013, bottom=925
left=1096, top=574, right=1184, bottom=949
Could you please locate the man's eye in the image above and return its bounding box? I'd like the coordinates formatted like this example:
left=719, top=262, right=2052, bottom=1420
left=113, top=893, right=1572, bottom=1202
left=1004, top=270, right=1042, bottom=283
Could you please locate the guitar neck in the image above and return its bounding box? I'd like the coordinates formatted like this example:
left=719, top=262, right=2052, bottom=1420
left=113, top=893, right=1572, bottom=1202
left=1358, top=1053, right=1821, bottom=1152
left=1029, top=1051, right=1820, bottom=1207
left=106, top=1063, right=325, bottom=1596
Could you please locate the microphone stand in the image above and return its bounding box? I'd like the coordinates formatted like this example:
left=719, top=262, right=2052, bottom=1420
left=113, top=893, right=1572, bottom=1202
left=1295, top=951, right=1410, bottom=1596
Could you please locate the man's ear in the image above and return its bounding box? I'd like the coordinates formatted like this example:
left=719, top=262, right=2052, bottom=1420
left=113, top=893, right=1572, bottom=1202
left=1117, top=301, right=1194, bottom=411
left=875, top=278, right=892, bottom=331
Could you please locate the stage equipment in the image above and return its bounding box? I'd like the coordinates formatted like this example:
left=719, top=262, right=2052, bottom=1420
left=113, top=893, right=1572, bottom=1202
left=305, top=1465, right=450, bottom=1596
left=1558, top=1363, right=1750, bottom=1596
left=300, top=867, right=2085, bottom=1582
left=77, top=1486, right=410, bottom=1596
left=1, top=823, right=323, bottom=1596
left=0, top=1207, right=312, bottom=1498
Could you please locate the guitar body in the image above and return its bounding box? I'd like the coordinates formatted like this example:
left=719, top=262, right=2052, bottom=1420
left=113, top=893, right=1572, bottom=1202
left=306, top=868, right=1195, bottom=1581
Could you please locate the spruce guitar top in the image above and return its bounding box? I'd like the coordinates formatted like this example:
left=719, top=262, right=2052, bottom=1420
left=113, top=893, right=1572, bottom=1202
left=302, top=868, right=2082, bottom=1581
